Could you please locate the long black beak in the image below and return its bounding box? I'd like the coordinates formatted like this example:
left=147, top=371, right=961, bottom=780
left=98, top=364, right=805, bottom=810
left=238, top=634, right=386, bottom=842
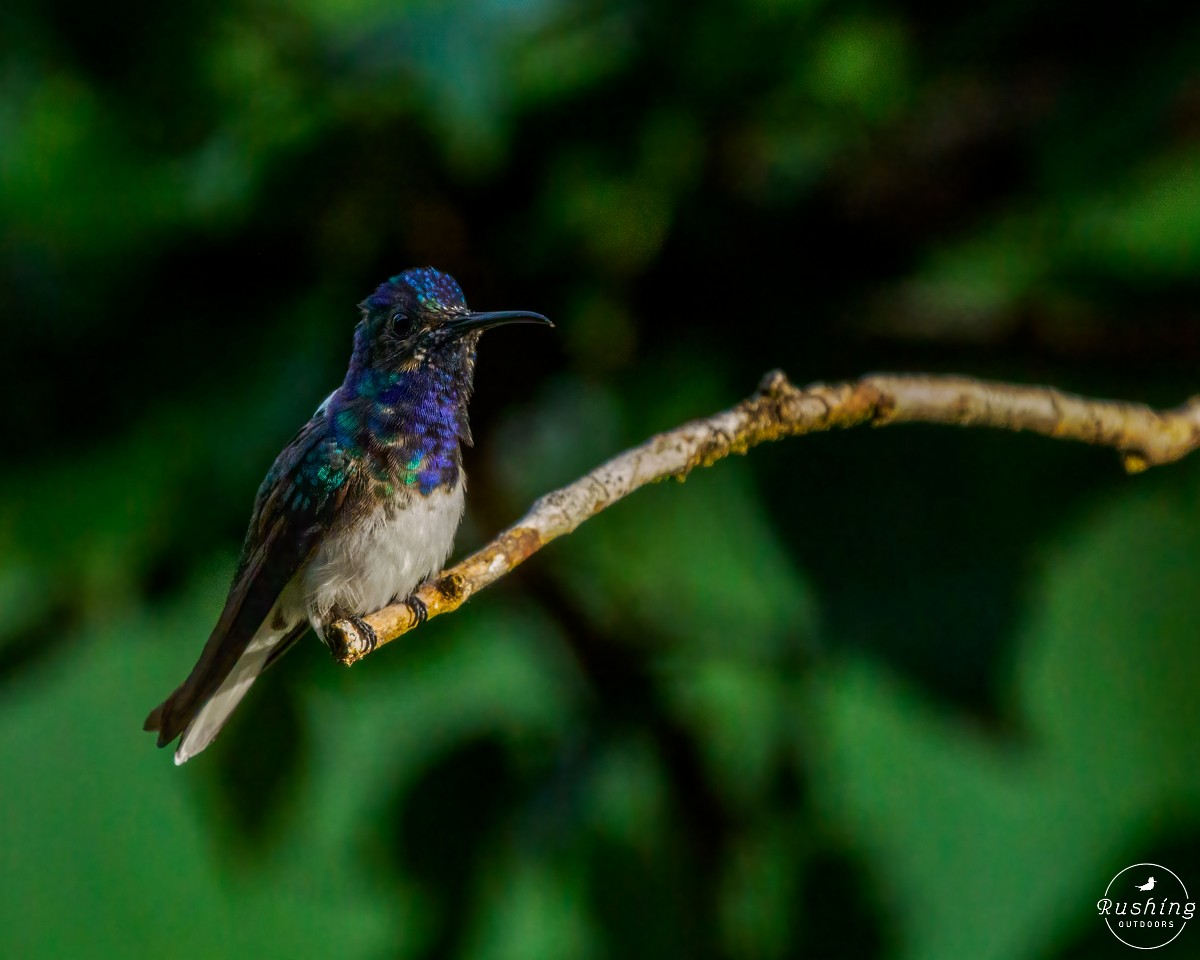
left=448, top=310, right=553, bottom=336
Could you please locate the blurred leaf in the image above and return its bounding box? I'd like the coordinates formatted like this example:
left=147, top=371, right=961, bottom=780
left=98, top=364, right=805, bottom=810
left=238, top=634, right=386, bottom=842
left=805, top=469, right=1200, bottom=960
left=465, top=854, right=598, bottom=960
left=0, top=578, right=394, bottom=959
left=809, top=16, right=911, bottom=122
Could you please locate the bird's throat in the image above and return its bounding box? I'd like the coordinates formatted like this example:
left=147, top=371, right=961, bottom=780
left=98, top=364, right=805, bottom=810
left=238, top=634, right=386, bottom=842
left=335, top=363, right=471, bottom=497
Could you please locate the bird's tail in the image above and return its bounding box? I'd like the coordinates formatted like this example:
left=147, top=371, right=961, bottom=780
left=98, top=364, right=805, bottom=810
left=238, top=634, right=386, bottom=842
left=146, top=620, right=304, bottom=764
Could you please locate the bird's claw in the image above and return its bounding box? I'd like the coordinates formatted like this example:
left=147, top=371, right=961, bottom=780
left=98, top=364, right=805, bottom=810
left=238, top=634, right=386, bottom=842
left=406, top=595, right=428, bottom=625
left=347, top=615, right=378, bottom=655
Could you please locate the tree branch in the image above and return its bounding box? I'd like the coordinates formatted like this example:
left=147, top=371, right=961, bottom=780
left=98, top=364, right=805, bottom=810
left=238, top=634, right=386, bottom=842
left=325, top=370, right=1200, bottom=665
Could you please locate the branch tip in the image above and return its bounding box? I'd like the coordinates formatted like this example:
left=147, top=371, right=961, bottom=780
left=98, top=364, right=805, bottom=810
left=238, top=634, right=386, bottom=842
left=326, top=621, right=366, bottom=666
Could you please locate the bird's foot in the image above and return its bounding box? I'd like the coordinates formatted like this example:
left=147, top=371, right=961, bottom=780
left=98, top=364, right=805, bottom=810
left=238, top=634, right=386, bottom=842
left=347, top=615, right=378, bottom=655
left=405, top=595, right=428, bottom=625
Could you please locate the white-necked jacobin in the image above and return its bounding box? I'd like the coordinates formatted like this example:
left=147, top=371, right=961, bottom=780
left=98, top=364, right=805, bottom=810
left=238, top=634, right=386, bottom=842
left=145, top=267, right=551, bottom=763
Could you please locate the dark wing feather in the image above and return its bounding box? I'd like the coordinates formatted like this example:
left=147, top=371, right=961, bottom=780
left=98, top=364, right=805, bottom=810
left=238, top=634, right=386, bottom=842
left=144, top=416, right=354, bottom=747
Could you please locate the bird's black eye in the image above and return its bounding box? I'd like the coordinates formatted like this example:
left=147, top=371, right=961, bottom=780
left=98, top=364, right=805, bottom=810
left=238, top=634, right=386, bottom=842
left=391, top=311, right=408, bottom=329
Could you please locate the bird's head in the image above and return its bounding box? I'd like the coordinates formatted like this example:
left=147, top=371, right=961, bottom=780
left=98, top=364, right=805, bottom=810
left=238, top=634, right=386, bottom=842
left=352, top=266, right=551, bottom=375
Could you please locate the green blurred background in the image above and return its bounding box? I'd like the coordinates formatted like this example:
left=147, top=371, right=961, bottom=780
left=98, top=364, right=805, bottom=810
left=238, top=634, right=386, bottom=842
left=3, top=0, right=1200, bottom=957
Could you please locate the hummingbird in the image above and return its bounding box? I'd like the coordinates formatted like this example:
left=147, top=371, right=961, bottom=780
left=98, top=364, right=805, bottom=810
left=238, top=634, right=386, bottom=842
left=145, top=267, right=551, bottom=764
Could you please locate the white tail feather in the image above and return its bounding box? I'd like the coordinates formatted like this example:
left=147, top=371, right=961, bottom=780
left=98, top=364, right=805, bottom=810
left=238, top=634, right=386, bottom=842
left=173, top=625, right=289, bottom=765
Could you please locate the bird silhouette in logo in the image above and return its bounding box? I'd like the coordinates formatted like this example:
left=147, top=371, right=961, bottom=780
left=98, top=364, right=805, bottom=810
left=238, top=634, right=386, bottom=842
left=1136, top=877, right=1156, bottom=892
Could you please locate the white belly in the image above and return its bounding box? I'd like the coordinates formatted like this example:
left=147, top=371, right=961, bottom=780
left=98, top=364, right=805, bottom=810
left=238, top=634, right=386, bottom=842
left=301, top=479, right=465, bottom=628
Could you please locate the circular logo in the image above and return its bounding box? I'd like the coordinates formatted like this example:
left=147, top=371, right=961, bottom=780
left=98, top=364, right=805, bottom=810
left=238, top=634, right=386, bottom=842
left=1097, top=863, right=1193, bottom=950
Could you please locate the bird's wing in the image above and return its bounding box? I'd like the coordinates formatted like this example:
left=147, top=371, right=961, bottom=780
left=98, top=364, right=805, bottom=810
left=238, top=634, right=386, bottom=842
left=144, top=415, right=357, bottom=747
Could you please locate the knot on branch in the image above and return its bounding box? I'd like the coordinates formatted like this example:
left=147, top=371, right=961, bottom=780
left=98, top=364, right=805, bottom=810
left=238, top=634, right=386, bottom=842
left=756, top=368, right=794, bottom=399
left=434, top=572, right=467, bottom=603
